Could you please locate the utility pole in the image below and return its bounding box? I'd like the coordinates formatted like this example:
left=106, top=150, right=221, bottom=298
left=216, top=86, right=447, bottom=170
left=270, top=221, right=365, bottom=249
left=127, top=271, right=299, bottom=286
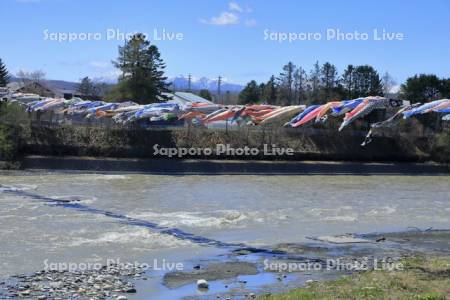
left=188, top=74, right=192, bottom=92
left=217, top=75, right=222, bottom=104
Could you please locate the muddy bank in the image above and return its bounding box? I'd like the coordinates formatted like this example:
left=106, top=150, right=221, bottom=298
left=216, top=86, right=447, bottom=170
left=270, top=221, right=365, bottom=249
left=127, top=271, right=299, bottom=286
left=163, top=261, right=258, bottom=289
left=19, top=156, right=450, bottom=174
left=158, top=229, right=450, bottom=299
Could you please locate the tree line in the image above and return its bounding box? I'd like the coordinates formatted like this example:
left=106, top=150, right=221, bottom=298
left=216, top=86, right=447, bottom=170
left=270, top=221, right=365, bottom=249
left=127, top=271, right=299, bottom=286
left=239, top=61, right=450, bottom=105
left=239, top=61, right=387, bottom=105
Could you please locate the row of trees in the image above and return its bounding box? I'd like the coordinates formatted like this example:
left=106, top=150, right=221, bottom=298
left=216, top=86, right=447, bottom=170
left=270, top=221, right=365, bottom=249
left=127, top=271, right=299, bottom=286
left=240, top=61, right=450, bottom=105
left=401, top=74, right=450, bottom=103
left=239, top=61, right=389, bottom=105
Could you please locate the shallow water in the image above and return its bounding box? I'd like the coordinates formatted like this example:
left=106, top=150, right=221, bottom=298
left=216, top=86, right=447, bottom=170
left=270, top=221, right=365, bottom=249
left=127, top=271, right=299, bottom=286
left=0, top=171, right=449, bottom=297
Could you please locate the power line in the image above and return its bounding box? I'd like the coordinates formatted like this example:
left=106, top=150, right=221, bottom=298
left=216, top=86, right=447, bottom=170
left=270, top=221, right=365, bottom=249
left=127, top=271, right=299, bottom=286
left=188, top=74, right=192, bottom=92
left=217, top=75, right=222, bottom=104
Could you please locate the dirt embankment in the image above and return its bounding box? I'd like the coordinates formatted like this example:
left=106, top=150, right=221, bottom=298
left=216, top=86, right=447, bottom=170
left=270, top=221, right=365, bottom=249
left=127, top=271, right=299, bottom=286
left=12, top=124, right=449, bottom=163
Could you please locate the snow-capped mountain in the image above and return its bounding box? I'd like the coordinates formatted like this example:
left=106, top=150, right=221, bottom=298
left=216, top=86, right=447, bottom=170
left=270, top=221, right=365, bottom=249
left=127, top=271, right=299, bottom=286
left=168, top=76, right=244, bottom=92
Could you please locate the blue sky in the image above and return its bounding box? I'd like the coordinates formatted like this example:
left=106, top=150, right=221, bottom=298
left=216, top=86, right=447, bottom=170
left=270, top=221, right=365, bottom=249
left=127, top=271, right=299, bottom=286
left=1, top=0, right=449, bottom=86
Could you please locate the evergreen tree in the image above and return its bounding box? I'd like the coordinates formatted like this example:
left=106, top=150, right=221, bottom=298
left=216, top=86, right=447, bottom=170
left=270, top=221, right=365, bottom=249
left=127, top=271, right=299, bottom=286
left=0, top=59, right=10, bottom=87
left=277, top=62, right=295, bottom=105
left=198, top=89, right=212, bottom=101
left=354, top=65, right=383, bottom=97
left=78, top=76, right=98, bottom=96
left=342, top=65, right=383, bottom=98
left=112, top=33, right=169, bottom=104
left=261, top=75, right=278, bottom=104
left=293, top=67, right=307, bottom=104
left=342, top=65, right=356, bottom=99
left=238, top=80, right=261, bottom=104
left=308, top=61, right=321, bottom=102
left=400, top=74, right=442, bottom=103
left=320, top=62, right=338, bottom=100
left=440, top=78, right=450, bottom=99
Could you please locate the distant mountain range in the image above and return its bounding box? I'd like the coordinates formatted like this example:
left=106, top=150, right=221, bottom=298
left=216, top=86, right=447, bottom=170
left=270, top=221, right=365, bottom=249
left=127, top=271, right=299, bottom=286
left=9, top=75, right=245, bottom=93
left=169, top=76, right=244, bottom=92
left=9, top=77, right=80, bottom=93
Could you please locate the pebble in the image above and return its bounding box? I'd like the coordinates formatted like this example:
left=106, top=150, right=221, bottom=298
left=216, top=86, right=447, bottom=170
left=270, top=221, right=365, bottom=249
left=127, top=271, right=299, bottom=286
left=0, top=263, right=146, bottom=299
left=197, top=279, right=209, bottom=289
left=116, top=296, right=128, bottom=300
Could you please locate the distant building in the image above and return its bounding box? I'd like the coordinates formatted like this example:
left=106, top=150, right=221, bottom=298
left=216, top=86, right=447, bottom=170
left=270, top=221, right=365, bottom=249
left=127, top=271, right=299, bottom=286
left=57, top=89, right=102, bottom=101
left=163, top=92, right=214, bottom=105
left=7, top=81, right=55, bottom=98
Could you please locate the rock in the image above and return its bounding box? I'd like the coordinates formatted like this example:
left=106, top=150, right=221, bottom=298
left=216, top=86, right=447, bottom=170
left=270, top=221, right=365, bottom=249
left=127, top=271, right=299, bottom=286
left=196, top=279, right=209, bottom=289
left=116, top=296, right=127, bottom=300
left=125, top=287, right=136, bottom=293
left=193, top=265, right=201, bottom=270
left=249, top=293, right=256, bottom=299
left=37, top=296, right=47, bottom=300
left=376, top=237, right=386, bottom=242
left=19, top=290, right=30, bottom=296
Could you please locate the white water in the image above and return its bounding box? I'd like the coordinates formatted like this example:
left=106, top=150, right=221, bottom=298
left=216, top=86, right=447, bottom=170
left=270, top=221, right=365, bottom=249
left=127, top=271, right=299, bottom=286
left=0, top=171, right=449, bottom=280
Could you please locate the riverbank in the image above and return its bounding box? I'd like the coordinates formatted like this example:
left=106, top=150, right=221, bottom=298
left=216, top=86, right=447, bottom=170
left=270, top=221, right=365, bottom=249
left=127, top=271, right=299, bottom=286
left=19, top=156, right=450, bottom=175
left=260, top=255, right=450, bottom=300
left=2, top=122, right=449, bottom=163
left=1, top=229, right=449, bottom=299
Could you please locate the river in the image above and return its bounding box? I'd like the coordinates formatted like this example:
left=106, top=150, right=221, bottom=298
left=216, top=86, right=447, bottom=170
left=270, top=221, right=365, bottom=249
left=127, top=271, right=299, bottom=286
left=0, top=170, right=449, bottom=298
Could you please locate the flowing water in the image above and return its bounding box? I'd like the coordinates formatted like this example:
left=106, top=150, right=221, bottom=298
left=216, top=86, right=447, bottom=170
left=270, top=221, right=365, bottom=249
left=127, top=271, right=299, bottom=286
left=0, top=171, right=449, bottom=296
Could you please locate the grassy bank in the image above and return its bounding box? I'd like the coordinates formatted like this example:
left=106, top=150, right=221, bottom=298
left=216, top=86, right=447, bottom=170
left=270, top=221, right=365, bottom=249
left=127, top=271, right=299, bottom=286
left=1, top=99, right=449, bottom=163
left=260, top=256, right=450, bottom=300
left=0, top=124, right=21, bottom=168
left=0, top=124, right=16, bottom=160
left=13, top=124, right=448, bottom=162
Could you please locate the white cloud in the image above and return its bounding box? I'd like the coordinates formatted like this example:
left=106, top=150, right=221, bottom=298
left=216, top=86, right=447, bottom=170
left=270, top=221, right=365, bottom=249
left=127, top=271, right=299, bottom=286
left=201, top=12, right=239, bottom=26
left=89, top=61, right=109, bottom=69
left=228, top=1, right=243, bottom=12
left=201, top=2, right=255, bottom=27
left=244, top=19, right=257, bottom=27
